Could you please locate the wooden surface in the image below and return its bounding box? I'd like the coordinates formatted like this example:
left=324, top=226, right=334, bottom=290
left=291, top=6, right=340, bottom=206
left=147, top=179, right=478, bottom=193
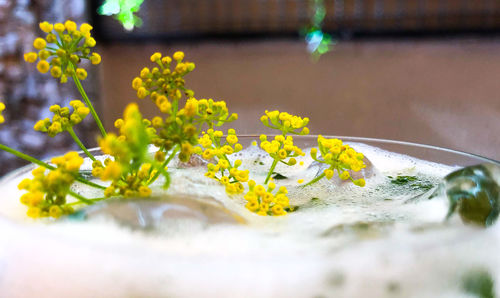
left=99, top=39, right=500, bottom=161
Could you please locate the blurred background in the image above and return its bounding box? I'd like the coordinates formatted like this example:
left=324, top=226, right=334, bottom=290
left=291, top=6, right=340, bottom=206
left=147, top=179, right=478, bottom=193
left=0, top=0, right=499, bottom=175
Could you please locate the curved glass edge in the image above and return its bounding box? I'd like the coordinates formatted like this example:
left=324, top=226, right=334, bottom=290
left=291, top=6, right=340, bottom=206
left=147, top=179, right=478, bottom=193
left=1, top=136, right=498, bottom=185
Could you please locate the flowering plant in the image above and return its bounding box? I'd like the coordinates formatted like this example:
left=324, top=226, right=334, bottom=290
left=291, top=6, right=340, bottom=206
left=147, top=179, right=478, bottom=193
left=0, top=20, right=366, bottom=219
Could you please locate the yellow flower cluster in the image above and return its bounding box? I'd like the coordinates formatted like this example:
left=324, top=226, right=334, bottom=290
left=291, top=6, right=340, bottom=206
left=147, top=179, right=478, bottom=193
left=17, top=152, right=83, bottom=218
left=259, top=134, right=305, bottom=165
left=244, top=180, right=289, bottom=216
left=24, top=20, right=100, bottom=83
left=260, top=110, right=309, bottom=135
left=196, top=129, right=247, bottom=194
left=132, top=51, right=195, bottom=105
left=258, top=110, right=309, bottom=184
left=148, top=110, right=198, bottom=163
left=92, top=158, right=153, bottom=198
left=33, top=100, right=90, bottom=137
left=0, top=102, right=5, bottom=123
left=181, top=98, right=238, bottom=129
left=309, top=135, right=366, bottom=187
left=94, top=104, right=154, bottom=197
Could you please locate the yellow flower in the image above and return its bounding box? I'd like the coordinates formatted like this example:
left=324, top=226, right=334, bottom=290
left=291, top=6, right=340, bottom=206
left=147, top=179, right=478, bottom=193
left=138, top=185, right=152, bottom=197
left=137, top=87, right=148, bottom=99
left=49, top=205, right=63, bottom=218
left=27, top=207, right=41, bottom=218
left=50, top=66, right=62, bottom=78
left=226, top=134, right=238, bottom=144
left=23, top=52, right=37, bottom=63
left=54, top=23, right=65, bottom=32
left=325, top=169, right=334, bottom=179
left=132, top=77, right=142, bottom=90
left=101, top=161, right=122, bottom=181
left=64, top=20, right=77, bottom=32
left=85, top=37, right=96, bottom=47
left=150, top=52, right=162, bottom=62
left=76, top=68, right=87, bottom=80
left=33, top=38, right=46, bottom=50
left=39, top=21, right=53, bottom=33
left=173, top=51, right=184, bottom=61
left=0, top=102, right=5, bottom=124
left=183, top=98, right=198, bottom=116
left=36, top=60, right=50, bottom=73
left=90, top=53, right=101, bottom=65
left=354, top=178, right=366, bottom=187
left=339, top=171, right=350, bottom=180
left=272, top=204, right=286, bottom=216
left=80, top=23, right=93, bottom=35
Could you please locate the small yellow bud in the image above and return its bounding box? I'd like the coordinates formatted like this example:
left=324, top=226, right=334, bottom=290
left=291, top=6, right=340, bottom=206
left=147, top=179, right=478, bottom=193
left=354, top=178, right=366, bottom=187
left=33, top=38, right=46, bottom=50
left=36, top=60, right=50, bottom=73
left=76, top=68, right=87, bottom=80
left=60, top=75, right=68, bottom=84
left=339, top=171, right=350, bottom=180
left=137, top=87, right=148, bottom=99
left=90, top=52, right=101, bottom=65
left=80, top=23, right=93, bottom=34
left=54, top=23, right=65, bottom=33
left=38, top=50, right=50, bottom=60
left=85, top=37, right=96, bottom=47
left=150, top=52, right=162, bottom=62
left=64, top=20, right=77, bottom=32
left=49, top=205, right=63, bottom=218
left=50, top=66, right=62, bottom=78
left=131, top=77, right=143, bottom=90
left=173, top=51, right=184, bottom=61
left=46, top=33, right=57, bottom=43
left=23, top=52, right=37, bottom=63
left=39, top=21, right=53, bottom=33
left=138, top=186, right=152, bottom=197
left=27, top=207, right=42, bottom=218
left=114, top=118, right=124, bottom=128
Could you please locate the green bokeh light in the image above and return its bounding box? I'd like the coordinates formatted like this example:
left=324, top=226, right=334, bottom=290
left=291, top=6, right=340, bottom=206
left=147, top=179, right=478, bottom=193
left=98, top=0, right=145, bottom=31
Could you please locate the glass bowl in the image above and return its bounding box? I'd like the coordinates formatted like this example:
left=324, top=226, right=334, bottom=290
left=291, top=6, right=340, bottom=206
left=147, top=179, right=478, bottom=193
left=0, top=136, right=498, bottom=297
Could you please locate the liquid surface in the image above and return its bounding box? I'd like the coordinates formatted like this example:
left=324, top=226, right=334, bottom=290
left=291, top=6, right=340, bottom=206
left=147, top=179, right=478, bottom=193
left=0, top=142, right=498, bottom=298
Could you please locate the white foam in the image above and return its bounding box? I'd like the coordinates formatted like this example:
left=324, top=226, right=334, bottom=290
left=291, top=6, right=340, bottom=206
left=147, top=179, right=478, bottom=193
left=0, top=142, right=497, bottom=297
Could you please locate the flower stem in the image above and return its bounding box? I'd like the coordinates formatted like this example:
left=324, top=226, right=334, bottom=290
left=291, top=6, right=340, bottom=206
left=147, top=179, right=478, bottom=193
left=67, top=197, right=105, bottom=206
left=264, top=158, right=279, bottom=184
left=67, top=127, right=95, bottom=161
left=147, top=145, right=180, bottom=185
left=0, top=143, right=105, bottom=190
left=71, top=71, right=107, bottom=137
left=68, top=190, right=94, bottom=205
left=302, top=173, right=326, bottom=188
left=0, top=143, right=55, bottom=170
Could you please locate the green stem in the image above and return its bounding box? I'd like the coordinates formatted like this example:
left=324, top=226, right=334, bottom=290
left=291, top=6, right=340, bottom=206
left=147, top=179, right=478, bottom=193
left=67, top=127, right=95, bottom=161
left=0, top=143, right=105, bottom=190
left=147, top=146, right=180, bottom=185
left=0, top=143, right=55, bottom=170
left=68, top=190, right=94, bottom=205
left=71, top=69, right=107, bottom=137
left=302, top=173, right=326, bottom=188
left=74, top=176, right=106, bottom=190
left=67, top=197, right=105, bottom=206
left=264, top=158, right=279, bottom=184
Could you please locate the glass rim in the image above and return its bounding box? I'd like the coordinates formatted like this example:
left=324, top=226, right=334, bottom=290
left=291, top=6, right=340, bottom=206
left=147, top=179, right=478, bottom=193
left=233, top=135, right=500, bottom=165
left=2, top=135, right=498, bottom=184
